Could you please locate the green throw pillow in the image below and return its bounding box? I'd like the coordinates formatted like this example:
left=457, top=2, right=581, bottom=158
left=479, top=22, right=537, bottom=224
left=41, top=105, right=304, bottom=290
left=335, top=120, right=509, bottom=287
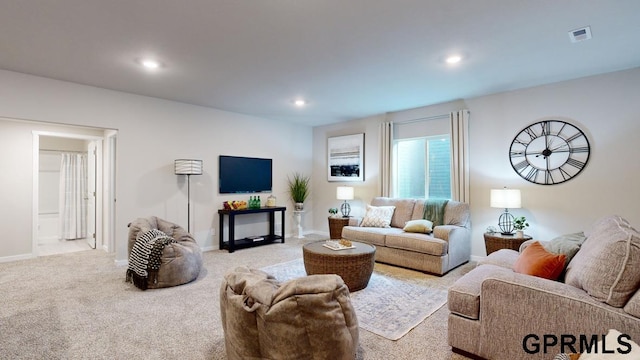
left=543, top=232, right=587, bottom=263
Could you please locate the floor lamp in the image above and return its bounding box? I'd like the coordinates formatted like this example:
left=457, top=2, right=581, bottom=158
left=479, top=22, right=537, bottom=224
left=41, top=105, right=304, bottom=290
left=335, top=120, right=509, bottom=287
left=175, top=159, right=203, bottom=233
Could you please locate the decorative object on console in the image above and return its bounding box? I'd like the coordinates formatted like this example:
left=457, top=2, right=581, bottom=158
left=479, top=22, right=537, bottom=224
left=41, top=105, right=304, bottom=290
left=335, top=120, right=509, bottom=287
left=222, top=200, right=247, bottom=210
left=174, top=159, right=203, bottom=232
left=328, top=207, right=339, bottom=216
left=490, top=187, right=521, bottom=235
left=509, top=120, right=590, bottom=185
left=287, top=172, right=310, bottom=211
left=336, top=186, right=354, bottom=217
left=327, top=133, right=364, bottom=182
left=266, top=195, right=276, bottom=207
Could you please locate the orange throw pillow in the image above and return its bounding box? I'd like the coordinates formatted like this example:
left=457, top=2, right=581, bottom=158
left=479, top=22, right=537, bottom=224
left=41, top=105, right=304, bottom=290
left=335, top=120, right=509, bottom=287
left=513, top=241, right=567, bottom=280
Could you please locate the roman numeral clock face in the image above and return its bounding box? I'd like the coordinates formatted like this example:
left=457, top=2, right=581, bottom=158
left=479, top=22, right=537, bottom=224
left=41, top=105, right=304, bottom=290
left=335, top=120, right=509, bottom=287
left=509, top=120, right=590, bottom=185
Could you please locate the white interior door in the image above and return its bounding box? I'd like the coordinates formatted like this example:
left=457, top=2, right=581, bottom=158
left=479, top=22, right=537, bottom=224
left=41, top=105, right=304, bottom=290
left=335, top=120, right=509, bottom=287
left=86, top=141, right=97, bottom=249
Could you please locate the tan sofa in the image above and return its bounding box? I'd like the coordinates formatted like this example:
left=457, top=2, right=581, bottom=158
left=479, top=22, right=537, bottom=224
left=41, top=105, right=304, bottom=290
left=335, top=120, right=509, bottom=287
left=448, top=215, right=640, bottom=359
left=341, top=197, right=471, bottom=275
left=220, top=266, right=359, bottom=360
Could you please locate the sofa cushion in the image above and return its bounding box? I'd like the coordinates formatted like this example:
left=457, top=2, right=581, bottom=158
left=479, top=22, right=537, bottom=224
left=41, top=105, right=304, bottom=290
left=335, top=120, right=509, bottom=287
left=360, top=205, right=395, bottom=228
left=565, top=215, right=640, bottom=307
left=403, top=219, right=433, bottom=233
left=478, top=248, right=520, bottom=269
left=341, top=226, right=403, bottom=247
left=371, top=197, right=416, bottom=228
left=448, top=264, right=510, bottom=320
left=385, top=232, right=447, bottom=256
left=513, top=241, right=566, bottom=280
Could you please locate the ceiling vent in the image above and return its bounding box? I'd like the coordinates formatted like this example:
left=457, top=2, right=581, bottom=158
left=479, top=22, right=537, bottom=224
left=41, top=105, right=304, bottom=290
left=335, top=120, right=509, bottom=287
left=569, top=26, right=592, bottom=43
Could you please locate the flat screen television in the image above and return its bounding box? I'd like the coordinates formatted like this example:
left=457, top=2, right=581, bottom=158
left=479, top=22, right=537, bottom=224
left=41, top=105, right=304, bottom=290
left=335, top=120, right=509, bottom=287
left=219, top=155, right=273, bottom=194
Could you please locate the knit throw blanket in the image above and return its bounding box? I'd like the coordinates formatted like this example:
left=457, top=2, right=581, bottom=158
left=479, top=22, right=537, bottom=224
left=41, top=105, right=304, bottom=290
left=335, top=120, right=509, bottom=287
left=126, top=229, right=176, bottom=290
left=423, top=199, right=449, bottom=226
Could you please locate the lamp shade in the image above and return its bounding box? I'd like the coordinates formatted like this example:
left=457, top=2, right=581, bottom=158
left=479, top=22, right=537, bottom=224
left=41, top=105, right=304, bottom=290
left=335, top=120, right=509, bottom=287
left=336, top=186, right=354, bottom=200
left=490, top=188, right=521, bottom=209
left=175, top=159, right=203, bottom=175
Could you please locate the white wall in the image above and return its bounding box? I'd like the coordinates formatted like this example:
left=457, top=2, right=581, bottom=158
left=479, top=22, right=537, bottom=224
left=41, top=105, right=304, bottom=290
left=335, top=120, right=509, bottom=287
left=0, top=70, right=312, bottom=262
left=311, top=67, right=640, bottom=258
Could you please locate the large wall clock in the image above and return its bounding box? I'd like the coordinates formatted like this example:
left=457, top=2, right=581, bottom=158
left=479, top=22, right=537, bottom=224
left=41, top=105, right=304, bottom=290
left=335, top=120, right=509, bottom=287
left=509, top=120, right=590, bottom=185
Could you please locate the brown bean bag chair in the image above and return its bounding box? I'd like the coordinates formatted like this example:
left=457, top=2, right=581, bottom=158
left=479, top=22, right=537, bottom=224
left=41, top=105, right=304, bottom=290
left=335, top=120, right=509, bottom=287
left=127, top=216, right=202, bottom=289
left=220, top=266, right=359, bottom=360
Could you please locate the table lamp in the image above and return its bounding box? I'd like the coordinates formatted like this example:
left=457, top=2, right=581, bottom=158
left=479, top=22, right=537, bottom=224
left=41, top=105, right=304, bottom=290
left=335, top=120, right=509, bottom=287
left=336, top=186, right=354, bottom=217
left=490, top=187, right=521, bottom=235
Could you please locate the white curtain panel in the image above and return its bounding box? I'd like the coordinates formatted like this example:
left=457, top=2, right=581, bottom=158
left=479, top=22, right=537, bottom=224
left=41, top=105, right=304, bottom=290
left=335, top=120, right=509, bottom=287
left=59, top=153, right=88, bottom=240
left=379, top=120, right=393, bottom=197
left=449, top=110, right=470, bottom=203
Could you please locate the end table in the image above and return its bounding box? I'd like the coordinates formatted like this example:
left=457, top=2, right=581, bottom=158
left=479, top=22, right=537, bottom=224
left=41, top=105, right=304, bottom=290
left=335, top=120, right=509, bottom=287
left=484, top=232, right=532, bottom=255
left=328, top=217, right=350, bottom=239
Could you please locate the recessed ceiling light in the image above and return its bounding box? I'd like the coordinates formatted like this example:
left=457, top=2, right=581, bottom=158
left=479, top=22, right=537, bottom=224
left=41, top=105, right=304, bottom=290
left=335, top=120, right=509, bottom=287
left=445, top=55, right=462, bottom=65
left=137, top=58, right=162, bottom=70
left=294, top=99, right=307, bottom=107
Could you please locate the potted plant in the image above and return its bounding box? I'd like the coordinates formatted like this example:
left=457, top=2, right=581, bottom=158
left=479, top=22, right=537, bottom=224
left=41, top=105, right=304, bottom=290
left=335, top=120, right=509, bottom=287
left=513, top=216, right=529, bottom=238
left=287, top=172, right=310, bottom=211
left=328, top=208, right=339, bottom=217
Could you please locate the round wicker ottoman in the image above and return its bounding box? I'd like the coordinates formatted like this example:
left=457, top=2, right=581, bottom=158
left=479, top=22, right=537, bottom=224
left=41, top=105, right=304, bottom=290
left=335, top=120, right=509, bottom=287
left=302, top=240, right=376, bottom=291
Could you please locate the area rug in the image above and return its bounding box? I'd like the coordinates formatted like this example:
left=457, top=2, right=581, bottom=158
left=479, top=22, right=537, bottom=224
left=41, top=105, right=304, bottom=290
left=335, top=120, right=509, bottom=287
left=261, top=258, right=447, bottom=341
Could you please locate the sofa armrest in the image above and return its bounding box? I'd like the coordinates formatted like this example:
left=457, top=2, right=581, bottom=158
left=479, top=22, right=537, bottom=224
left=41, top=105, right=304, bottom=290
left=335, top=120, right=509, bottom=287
left=434, top=224, right=466, bottom=241
left=435, top=225, right=471, bottom=267
left=476, top=271, right=640, bottom=359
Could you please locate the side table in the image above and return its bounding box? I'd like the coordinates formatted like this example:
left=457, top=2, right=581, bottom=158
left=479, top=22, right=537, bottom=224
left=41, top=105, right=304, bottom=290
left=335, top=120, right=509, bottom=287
left=484, top=232, right=532, bottom=255
left=328, top=217, right=350, bottom=239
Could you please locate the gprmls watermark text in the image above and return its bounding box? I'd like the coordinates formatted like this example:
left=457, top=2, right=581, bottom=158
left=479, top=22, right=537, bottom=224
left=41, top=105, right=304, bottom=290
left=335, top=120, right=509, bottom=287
left=523, top=333, right=633, bottom=354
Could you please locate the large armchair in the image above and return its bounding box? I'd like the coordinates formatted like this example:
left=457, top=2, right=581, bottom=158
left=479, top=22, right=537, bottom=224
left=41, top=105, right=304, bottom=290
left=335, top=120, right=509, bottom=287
left=448, top=215, right=640, bottom=359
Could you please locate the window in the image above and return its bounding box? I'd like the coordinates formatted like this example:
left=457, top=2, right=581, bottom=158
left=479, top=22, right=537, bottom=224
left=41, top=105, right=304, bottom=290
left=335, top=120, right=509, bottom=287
left=393, top=135, right=451, bottom=199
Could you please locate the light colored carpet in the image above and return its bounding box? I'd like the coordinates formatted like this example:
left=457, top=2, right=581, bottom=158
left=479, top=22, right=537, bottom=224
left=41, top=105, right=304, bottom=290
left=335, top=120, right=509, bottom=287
left=0, top=234, right=474, bottom=359
left=262, top=258, right=448, bottom=341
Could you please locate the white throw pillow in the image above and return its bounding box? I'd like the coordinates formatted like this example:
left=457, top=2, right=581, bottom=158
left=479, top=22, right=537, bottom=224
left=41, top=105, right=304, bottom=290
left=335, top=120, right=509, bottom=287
left=360, top=205, right=395, bottom=228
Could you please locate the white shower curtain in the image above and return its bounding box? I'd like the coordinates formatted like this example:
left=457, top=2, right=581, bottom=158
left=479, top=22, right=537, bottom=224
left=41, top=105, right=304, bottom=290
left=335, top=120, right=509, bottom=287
left=59, top=153, right=88, bottom=240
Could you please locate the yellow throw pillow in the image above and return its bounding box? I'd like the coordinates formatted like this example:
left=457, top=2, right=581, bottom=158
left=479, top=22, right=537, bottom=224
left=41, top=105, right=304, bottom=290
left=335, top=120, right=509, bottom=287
left=403, top=219, right=434, bottom=233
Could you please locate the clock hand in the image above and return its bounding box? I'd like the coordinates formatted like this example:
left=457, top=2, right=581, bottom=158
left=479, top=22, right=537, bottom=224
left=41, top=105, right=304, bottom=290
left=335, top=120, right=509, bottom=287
left=549, top=143, right=569, bottom=152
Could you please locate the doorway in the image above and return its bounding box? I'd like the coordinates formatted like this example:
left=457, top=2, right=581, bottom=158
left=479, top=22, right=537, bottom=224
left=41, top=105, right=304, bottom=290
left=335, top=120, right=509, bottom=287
left=33, top=130, right=114, bottom=256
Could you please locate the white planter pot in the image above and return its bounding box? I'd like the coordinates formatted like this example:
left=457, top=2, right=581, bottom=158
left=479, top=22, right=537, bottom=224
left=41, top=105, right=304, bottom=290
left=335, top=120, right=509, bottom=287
left=295, top=202, right=304, bottom=211
left=515, top=230, right=524, bottom=238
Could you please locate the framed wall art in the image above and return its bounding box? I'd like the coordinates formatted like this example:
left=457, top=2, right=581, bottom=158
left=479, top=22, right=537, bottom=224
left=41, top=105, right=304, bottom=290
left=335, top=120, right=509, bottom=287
left=327, top=133, right=364, bottom=182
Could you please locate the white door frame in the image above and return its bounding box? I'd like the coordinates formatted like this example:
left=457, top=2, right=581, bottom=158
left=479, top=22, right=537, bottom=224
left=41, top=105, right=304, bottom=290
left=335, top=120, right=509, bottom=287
left=32, top=131, right=114, bottom=255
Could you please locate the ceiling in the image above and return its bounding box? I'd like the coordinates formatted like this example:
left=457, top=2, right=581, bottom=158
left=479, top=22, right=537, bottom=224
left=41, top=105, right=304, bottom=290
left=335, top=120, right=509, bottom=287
left=1, top=1, right=639, bottom=126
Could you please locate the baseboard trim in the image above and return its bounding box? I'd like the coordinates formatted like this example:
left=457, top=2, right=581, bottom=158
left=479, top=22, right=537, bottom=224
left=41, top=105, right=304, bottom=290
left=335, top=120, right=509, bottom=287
left=0, top=253, right=35, bottom=263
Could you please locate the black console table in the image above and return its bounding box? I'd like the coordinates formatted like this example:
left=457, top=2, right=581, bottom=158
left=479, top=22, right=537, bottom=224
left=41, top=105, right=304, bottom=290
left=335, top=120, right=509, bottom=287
left=218, top=206, right=286, bottom=253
